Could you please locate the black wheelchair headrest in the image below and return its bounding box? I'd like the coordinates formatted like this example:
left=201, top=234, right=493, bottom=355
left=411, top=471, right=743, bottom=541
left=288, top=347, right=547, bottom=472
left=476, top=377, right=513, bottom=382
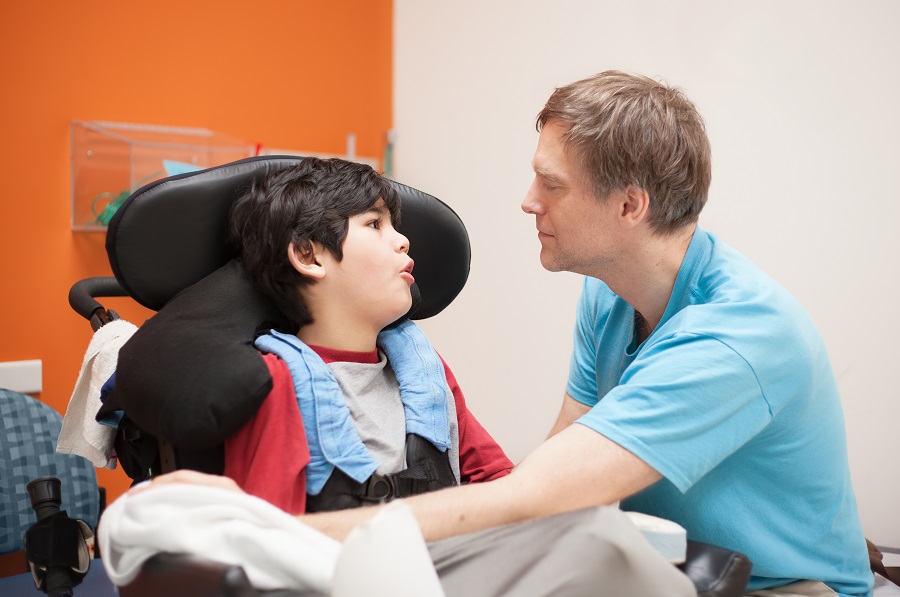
left=106, top=155, right=470, bottom=319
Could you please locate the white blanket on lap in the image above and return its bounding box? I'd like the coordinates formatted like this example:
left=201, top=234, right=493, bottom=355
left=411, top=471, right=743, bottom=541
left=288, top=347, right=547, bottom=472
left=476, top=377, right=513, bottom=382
left=98, top=484, right=445, bottom=596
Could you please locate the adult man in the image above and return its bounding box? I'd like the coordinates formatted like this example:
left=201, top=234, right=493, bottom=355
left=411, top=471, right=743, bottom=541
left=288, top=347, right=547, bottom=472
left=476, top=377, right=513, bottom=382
left=516, top=71, right=873, bottom=597
left=152, top=72, right=873, bottom=596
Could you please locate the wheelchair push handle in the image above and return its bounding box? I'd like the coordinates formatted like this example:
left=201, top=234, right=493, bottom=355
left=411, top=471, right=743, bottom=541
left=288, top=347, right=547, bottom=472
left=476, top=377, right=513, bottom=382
left=68, top=277, right=128, bottom=331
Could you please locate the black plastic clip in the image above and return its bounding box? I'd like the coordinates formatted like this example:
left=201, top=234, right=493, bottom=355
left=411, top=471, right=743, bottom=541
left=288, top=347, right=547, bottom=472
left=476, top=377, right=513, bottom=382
left=362, top=473, right=395, bottom=502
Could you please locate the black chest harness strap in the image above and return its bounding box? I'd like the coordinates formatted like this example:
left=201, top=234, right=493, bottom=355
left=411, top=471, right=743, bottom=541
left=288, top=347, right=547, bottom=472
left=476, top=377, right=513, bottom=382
left=306, top=433, right=458, bottom=513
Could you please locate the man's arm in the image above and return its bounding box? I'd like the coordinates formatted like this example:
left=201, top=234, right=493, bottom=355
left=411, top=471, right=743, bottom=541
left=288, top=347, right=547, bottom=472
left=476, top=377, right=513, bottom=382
left=146, top=401, right=662, bottom=543
left=547, top=392, right=592, bottom=438
left=304, top=422, right=661, bottom=542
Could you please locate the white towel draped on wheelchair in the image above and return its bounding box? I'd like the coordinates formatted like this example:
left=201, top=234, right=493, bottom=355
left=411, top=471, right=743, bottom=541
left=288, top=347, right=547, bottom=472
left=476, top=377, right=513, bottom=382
left=98, top=484, right=688, bottom=596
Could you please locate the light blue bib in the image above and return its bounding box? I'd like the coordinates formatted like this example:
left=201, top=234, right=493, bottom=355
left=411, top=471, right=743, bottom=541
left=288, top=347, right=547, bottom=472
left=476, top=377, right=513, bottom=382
left=254, top=320, right=452, bottom=495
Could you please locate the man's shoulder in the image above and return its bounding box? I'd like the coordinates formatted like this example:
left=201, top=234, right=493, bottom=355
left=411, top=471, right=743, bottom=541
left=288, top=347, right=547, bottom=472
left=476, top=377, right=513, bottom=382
left=687, top=232, right=809, bottom=325
left=656, top=233, right=825, bottom=369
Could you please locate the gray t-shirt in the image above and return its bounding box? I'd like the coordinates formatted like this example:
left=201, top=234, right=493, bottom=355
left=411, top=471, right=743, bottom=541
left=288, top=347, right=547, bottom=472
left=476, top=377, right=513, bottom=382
left=328, top=350, right=460, bottom=482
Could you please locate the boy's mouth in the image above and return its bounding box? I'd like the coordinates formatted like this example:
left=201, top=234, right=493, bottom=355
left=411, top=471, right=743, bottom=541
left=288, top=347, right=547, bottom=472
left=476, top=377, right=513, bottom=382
left=400, top=260, right=415, bottom=283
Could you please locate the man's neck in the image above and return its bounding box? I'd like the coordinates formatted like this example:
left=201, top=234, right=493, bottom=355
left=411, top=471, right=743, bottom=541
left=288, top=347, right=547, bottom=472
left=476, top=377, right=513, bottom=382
left=602, top=225, right=695, bottom=337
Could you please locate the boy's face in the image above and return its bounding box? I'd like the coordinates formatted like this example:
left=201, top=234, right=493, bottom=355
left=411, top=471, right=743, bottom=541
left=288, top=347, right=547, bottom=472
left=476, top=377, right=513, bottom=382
left=319, top=199, right=414, bottom=330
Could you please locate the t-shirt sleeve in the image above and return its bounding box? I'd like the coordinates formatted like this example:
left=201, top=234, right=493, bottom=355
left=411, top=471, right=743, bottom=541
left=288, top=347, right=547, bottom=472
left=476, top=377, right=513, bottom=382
left=439, top=357, right=514, bottom=483
left=567, top=278, right=605, bottom=406
left=224, top=353, right=310, bottom=514
left=577, top=332, right=772, bottom=493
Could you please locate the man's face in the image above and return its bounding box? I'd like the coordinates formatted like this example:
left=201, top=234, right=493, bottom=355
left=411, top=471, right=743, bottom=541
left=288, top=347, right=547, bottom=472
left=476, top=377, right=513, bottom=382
left=320, top=199, right=414, bottom=330
left=521, top=120, right=623, bottom=277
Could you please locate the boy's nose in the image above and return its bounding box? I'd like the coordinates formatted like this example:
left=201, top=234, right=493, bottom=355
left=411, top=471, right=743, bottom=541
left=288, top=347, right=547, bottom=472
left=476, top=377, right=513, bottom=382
left=396, top=231, right=410, bottom=253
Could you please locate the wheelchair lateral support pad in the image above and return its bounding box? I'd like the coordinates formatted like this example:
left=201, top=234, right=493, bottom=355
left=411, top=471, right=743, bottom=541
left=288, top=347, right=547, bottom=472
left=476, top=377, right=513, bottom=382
left=101, top=259, right=284, bottom=452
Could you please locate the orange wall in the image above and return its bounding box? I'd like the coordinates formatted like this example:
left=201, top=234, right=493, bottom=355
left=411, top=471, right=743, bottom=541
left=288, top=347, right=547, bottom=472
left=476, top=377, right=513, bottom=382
left=0, top=0, right=392, bottom=503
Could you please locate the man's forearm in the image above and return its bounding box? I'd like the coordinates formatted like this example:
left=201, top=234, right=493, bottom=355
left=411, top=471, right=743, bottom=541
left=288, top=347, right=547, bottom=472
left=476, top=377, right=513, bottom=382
left=302, top=424, right=661, bottom=542
left=144, top=424, right=660, bottom=544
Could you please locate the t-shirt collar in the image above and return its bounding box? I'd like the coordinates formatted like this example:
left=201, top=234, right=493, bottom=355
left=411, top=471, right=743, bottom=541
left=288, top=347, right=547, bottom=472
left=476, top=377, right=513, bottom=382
left=656, top=226, right=712, bottom=331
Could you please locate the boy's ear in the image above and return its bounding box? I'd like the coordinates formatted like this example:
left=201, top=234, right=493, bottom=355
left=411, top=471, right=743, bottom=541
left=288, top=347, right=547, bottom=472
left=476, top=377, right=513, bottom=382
left=287, top=241, right=326, bottom=280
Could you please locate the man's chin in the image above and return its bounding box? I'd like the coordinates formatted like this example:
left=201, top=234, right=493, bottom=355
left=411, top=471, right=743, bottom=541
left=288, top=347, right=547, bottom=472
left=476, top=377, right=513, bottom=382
left=539, top=251, right=563, bottom=273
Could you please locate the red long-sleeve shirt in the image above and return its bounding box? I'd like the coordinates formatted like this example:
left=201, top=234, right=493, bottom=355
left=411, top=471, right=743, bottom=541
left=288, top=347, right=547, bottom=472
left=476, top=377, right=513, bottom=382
left=224, top=351, right=513, bottom=514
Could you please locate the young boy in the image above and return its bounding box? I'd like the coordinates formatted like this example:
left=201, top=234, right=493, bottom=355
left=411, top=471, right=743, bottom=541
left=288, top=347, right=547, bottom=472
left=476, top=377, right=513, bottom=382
left=222, top=157, right=513, bottom=514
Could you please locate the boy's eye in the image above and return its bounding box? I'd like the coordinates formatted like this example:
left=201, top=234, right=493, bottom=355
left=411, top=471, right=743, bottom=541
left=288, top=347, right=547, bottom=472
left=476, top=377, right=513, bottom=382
left=367, top=219, right=381, bottom=229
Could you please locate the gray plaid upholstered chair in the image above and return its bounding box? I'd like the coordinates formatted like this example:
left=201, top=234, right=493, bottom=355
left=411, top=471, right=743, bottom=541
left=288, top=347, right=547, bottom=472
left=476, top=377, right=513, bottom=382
left=0, top=388, right=100, bottom=557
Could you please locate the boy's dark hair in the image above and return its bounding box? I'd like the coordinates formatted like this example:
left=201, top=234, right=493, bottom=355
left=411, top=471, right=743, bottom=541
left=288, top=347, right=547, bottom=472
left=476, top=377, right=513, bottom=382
left=229, top=157, right=400, bottom=329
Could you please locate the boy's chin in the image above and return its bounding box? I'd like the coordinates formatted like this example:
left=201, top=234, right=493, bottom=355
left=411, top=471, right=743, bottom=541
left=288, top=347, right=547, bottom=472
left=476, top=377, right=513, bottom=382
left=382, top=298, right=415, bottom=330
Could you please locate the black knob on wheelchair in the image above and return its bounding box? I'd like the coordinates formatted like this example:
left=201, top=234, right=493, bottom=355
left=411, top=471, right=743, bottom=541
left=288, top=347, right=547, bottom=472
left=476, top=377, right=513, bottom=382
left=24, top=477, right=93, bottom=597
left=28, top=477, right=64, bottom=521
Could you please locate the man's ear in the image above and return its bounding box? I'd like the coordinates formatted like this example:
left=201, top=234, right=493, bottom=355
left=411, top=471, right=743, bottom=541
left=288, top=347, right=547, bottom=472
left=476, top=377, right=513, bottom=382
left=618, top=185, right=651, bottom=230
left=287, top=241, right=326, bottom=280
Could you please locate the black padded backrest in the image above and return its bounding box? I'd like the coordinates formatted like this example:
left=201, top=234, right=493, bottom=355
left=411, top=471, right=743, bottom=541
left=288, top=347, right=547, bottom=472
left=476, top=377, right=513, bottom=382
left=106, top=155, right=470, bottom=319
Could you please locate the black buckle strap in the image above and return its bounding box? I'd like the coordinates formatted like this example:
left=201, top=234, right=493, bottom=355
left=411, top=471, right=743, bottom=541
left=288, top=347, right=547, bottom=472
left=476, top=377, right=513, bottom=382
left=360, top=460, right=438, bottom=503
left=391, top=460, right=438, bottom=497
left=306, top=434, right=458, bottom=513
left=361, top=474, right=396, bottom=502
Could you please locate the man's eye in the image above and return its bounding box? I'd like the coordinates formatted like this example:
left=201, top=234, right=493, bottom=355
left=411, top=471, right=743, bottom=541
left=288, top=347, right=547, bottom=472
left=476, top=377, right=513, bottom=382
left=538, top=177, right=560, bottom=192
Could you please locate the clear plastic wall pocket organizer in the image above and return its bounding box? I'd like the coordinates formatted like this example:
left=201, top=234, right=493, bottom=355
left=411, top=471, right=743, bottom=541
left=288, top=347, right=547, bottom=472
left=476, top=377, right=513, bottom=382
left=71, top=121, right=255, bottom=231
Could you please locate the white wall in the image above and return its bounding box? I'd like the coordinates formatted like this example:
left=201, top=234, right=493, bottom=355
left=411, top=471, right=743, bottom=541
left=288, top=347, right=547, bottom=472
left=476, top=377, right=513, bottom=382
left=394, top=0, right=900, bottom=547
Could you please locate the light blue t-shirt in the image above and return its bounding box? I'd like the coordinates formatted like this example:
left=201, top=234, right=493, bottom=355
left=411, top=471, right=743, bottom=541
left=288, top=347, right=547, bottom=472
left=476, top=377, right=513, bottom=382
left=567, top=228, right=872, bottom=596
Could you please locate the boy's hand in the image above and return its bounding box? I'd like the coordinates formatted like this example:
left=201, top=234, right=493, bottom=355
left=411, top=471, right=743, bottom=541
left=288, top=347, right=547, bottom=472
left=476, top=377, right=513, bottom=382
left=129, top=470, right=245, bottom=495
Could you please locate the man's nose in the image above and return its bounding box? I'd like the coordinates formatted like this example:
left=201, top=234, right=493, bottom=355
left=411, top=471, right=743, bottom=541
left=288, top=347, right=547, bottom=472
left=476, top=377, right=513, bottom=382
left=521, top=179, right=543, bottom=214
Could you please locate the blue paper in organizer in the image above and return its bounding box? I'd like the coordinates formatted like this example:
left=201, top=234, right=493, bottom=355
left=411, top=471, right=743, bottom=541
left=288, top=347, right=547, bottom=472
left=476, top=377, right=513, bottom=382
left=163, top=160, right=204, bottom=176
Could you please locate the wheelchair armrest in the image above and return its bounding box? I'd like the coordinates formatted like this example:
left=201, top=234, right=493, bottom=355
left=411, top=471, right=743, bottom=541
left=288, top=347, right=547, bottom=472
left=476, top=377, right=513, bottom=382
left=119, top=553, right=256, bottom=597
left=118, top=553, right=318, bottom=597
left=678, top=540, right=752, bottom=597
